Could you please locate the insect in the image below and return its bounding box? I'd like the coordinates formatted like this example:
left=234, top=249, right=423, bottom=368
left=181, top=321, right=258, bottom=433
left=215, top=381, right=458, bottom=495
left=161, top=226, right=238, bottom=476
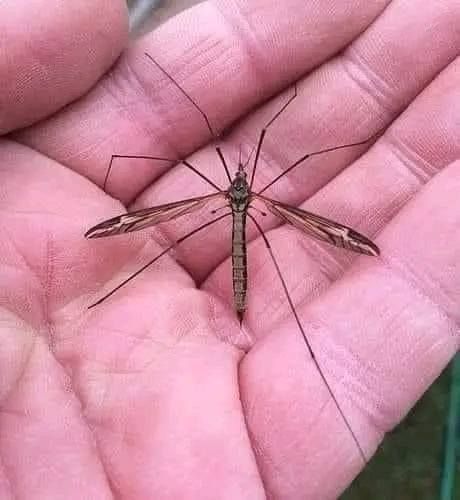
left=85, top=53, right=380, bottom=463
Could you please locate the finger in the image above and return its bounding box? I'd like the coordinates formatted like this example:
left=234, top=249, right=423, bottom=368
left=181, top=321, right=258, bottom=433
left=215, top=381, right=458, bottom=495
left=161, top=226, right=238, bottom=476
left=17, top=0, right=390, bottom=201
left=79, top=0, right=459, bottom=288
left=0, top=0, right=128, bottom=134
left=0, top=312, right=112, bottom=497
left=239, top=160, right=460, bottom=499
left=206, top=54, right=459, bottom=315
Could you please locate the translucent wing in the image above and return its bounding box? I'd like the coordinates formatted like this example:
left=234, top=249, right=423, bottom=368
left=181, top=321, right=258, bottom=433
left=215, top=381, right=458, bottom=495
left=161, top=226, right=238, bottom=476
left=85, top=192, right=226, bottom=238
left=254, top=195, right=379, bottom=256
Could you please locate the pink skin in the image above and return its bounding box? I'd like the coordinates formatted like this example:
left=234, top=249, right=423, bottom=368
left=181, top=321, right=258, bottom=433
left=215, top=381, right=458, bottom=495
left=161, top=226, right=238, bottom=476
left=0, top=0, right=459, bottom=498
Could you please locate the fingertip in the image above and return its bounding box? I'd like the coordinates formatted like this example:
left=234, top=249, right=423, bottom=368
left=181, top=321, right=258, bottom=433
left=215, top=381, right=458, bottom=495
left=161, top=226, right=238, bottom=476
left=0, top=0, right=129, bottom=133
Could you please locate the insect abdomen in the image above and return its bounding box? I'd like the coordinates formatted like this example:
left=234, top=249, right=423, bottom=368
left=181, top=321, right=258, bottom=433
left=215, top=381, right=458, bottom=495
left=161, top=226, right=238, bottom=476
left=232, top=210, right=247, bottom=322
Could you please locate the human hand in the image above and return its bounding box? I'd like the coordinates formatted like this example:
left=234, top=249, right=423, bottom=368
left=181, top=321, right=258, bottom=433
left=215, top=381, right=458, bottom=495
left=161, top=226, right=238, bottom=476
left=2, top=1, right=459, bottom=499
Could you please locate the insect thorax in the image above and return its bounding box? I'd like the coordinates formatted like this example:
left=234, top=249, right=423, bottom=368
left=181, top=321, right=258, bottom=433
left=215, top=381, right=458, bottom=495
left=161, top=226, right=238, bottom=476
left=228, top=171, right=250, bottom=211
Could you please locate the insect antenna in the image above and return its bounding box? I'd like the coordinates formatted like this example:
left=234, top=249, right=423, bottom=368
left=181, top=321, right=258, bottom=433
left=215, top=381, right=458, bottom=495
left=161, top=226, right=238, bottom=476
left=242, top=144, right=256, bottom=171
left=88, top=212, right=230, bottom=308
left=249, top=83, right=298, bottom=190
left=248, top=213, right=368, bottom=464
left=144, top=53, right=233, bottom=185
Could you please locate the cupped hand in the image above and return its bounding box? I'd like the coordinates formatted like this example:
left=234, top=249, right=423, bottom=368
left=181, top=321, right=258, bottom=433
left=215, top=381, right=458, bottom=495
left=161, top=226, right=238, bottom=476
left=1, top=1, right=459, bottom=499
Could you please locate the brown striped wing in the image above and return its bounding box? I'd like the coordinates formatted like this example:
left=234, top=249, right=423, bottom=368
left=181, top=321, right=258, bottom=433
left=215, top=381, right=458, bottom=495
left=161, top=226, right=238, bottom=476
left=255, top=195, right=379, bottom=256
left=85, top=192, right=226, bottom=238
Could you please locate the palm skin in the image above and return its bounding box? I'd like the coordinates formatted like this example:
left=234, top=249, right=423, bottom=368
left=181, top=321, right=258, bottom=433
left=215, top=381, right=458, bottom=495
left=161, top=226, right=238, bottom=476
left=0, top=1, right=459, bottom=499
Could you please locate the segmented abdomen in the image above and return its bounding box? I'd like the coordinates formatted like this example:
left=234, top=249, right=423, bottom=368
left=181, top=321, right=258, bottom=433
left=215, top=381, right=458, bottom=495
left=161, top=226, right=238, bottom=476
left=232, top=210, right=247, bottom=320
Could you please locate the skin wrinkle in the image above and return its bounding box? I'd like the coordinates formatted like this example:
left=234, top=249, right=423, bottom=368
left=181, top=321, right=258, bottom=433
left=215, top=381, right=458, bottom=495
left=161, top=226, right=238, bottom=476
left=0, top=325, right=35, bottom=407
left=43, top=234, right=53, bottom=328
left=61, top=363, right=118, bottom=499
left=299, top=317, right=385, bottom=432
left=0, top=268, right=42, bottom=328
left=372, top=272, right=457, bottom=425
left=212, top=1, right=275, bottom=90
left=303, top=309, right=379, bottom=413
left=3, top=227, right=41, bottom=287
left=84, top=420, right=118, bottom=500
left=383, top=253, right=460, bottom=331
left=0, top=458, right=14, bottom=500
left=89, top=323, right=178, bottom=357
left=266, top=290, right=446, bottom=450
left=63, top=118, right=130, bottom=174
left=343, top=47, right=403, bottom=115
left=0, top=220, right=54, bottom=330
left=206, top=287, right=251, bottom=349
left=337, top=71, right=394, bottom=132
left=251, top=379, right=343, bottom=498
left=150, top=48, right=223, bottom=144
left=116, top=54, right=183, bottom=153
left=384, top=139, right=435, bottom=184
left=103, top=319, right=174, bottom=373
left=236, top=372, right=269, bottom=498
left=184, top=34, right=226, bottom=72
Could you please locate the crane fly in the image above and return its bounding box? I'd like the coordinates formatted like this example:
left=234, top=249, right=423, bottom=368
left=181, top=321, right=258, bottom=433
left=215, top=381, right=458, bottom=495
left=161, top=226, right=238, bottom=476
left=85, top=53, right=380, bottom=464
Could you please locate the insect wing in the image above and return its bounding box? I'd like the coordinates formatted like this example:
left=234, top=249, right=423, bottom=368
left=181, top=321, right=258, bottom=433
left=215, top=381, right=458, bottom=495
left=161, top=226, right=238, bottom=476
left=255, top=195, right=379, bottom=256
left=85, top=192, right=226, bottom=238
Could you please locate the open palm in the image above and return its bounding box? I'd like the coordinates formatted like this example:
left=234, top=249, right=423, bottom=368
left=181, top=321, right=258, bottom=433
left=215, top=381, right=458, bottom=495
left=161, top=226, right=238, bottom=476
left=1, top=1, right=459, bottom=499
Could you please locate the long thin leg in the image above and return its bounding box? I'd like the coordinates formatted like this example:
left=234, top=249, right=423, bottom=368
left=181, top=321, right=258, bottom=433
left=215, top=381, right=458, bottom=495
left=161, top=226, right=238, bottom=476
left=248, top=213, right=368, bottom=464
left=257, top=133, right=379, bottom=195
left=249, top=83, right=298, bottom=190
left=215, top=147, right=232, bottom=184
left=145, top=52, right=218, bottom=140
left=88, top=212, right=231, bottom=309
left=144, top=53, right=232, bottom=183
left=103, top=154, right=223, bottom=193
